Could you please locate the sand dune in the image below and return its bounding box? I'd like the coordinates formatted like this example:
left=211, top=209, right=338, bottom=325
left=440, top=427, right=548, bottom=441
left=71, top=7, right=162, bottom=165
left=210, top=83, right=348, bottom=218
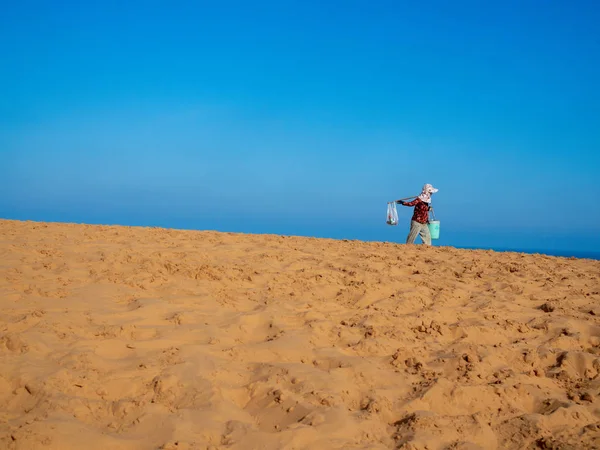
left=1, top=219, right=599, bottom=449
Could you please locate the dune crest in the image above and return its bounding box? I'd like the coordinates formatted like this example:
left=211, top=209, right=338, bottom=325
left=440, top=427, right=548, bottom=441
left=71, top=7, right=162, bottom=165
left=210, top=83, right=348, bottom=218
left=1, top=219, right=599, bottom=449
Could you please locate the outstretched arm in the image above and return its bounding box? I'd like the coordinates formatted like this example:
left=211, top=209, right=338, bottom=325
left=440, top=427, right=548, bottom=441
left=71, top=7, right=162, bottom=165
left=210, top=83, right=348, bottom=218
left=397, top=198, right=420, bottom=206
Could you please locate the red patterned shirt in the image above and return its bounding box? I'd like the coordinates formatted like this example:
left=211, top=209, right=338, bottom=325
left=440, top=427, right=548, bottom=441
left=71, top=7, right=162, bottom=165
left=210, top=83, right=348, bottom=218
left=400, top=198, right=431, bottom=224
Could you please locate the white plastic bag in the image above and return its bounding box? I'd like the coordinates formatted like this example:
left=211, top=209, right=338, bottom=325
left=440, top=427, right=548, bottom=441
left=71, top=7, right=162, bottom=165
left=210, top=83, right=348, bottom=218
left=386, top=202, right=398, bottom=226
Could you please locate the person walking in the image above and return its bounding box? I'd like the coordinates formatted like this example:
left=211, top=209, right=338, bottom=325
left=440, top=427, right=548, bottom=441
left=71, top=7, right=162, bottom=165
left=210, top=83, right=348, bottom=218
left=396, top=184, right=439, bottom=245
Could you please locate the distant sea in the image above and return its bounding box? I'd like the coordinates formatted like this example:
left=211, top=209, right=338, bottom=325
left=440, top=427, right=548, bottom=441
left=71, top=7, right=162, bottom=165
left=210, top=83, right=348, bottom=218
left=2, top=213, right=599, bottom=261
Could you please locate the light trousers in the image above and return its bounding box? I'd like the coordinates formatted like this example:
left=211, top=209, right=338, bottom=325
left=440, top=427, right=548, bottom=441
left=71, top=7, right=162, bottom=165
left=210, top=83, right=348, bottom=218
left=406, top=220, right=431, bottom=245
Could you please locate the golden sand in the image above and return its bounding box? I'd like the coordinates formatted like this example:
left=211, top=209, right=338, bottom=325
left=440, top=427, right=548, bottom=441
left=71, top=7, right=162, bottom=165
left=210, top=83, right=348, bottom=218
left=1, top=219, right=599, bottom=449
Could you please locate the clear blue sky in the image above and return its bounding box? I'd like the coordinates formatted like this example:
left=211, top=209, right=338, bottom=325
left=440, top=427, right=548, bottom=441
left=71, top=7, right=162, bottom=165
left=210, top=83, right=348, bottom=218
left=1, top=1, right=599, bottom=254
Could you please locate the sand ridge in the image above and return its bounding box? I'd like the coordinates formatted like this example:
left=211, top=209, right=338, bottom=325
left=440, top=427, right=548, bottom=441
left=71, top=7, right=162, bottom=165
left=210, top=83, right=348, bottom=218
left=1, top=219, right=599, bottom=449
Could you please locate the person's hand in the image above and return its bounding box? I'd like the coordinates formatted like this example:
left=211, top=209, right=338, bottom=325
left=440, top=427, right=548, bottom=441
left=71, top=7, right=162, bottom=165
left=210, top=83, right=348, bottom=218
left=397, top=200, right=404, bottom=205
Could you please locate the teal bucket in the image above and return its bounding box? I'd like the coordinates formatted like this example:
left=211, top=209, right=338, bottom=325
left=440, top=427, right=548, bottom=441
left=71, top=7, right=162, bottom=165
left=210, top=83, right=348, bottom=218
left=428, top=220, right=440, bottom=240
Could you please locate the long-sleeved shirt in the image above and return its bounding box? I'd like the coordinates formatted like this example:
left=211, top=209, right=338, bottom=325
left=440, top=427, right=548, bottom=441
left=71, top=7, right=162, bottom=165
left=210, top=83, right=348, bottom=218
left=399, top=198, right=431, bottom=224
